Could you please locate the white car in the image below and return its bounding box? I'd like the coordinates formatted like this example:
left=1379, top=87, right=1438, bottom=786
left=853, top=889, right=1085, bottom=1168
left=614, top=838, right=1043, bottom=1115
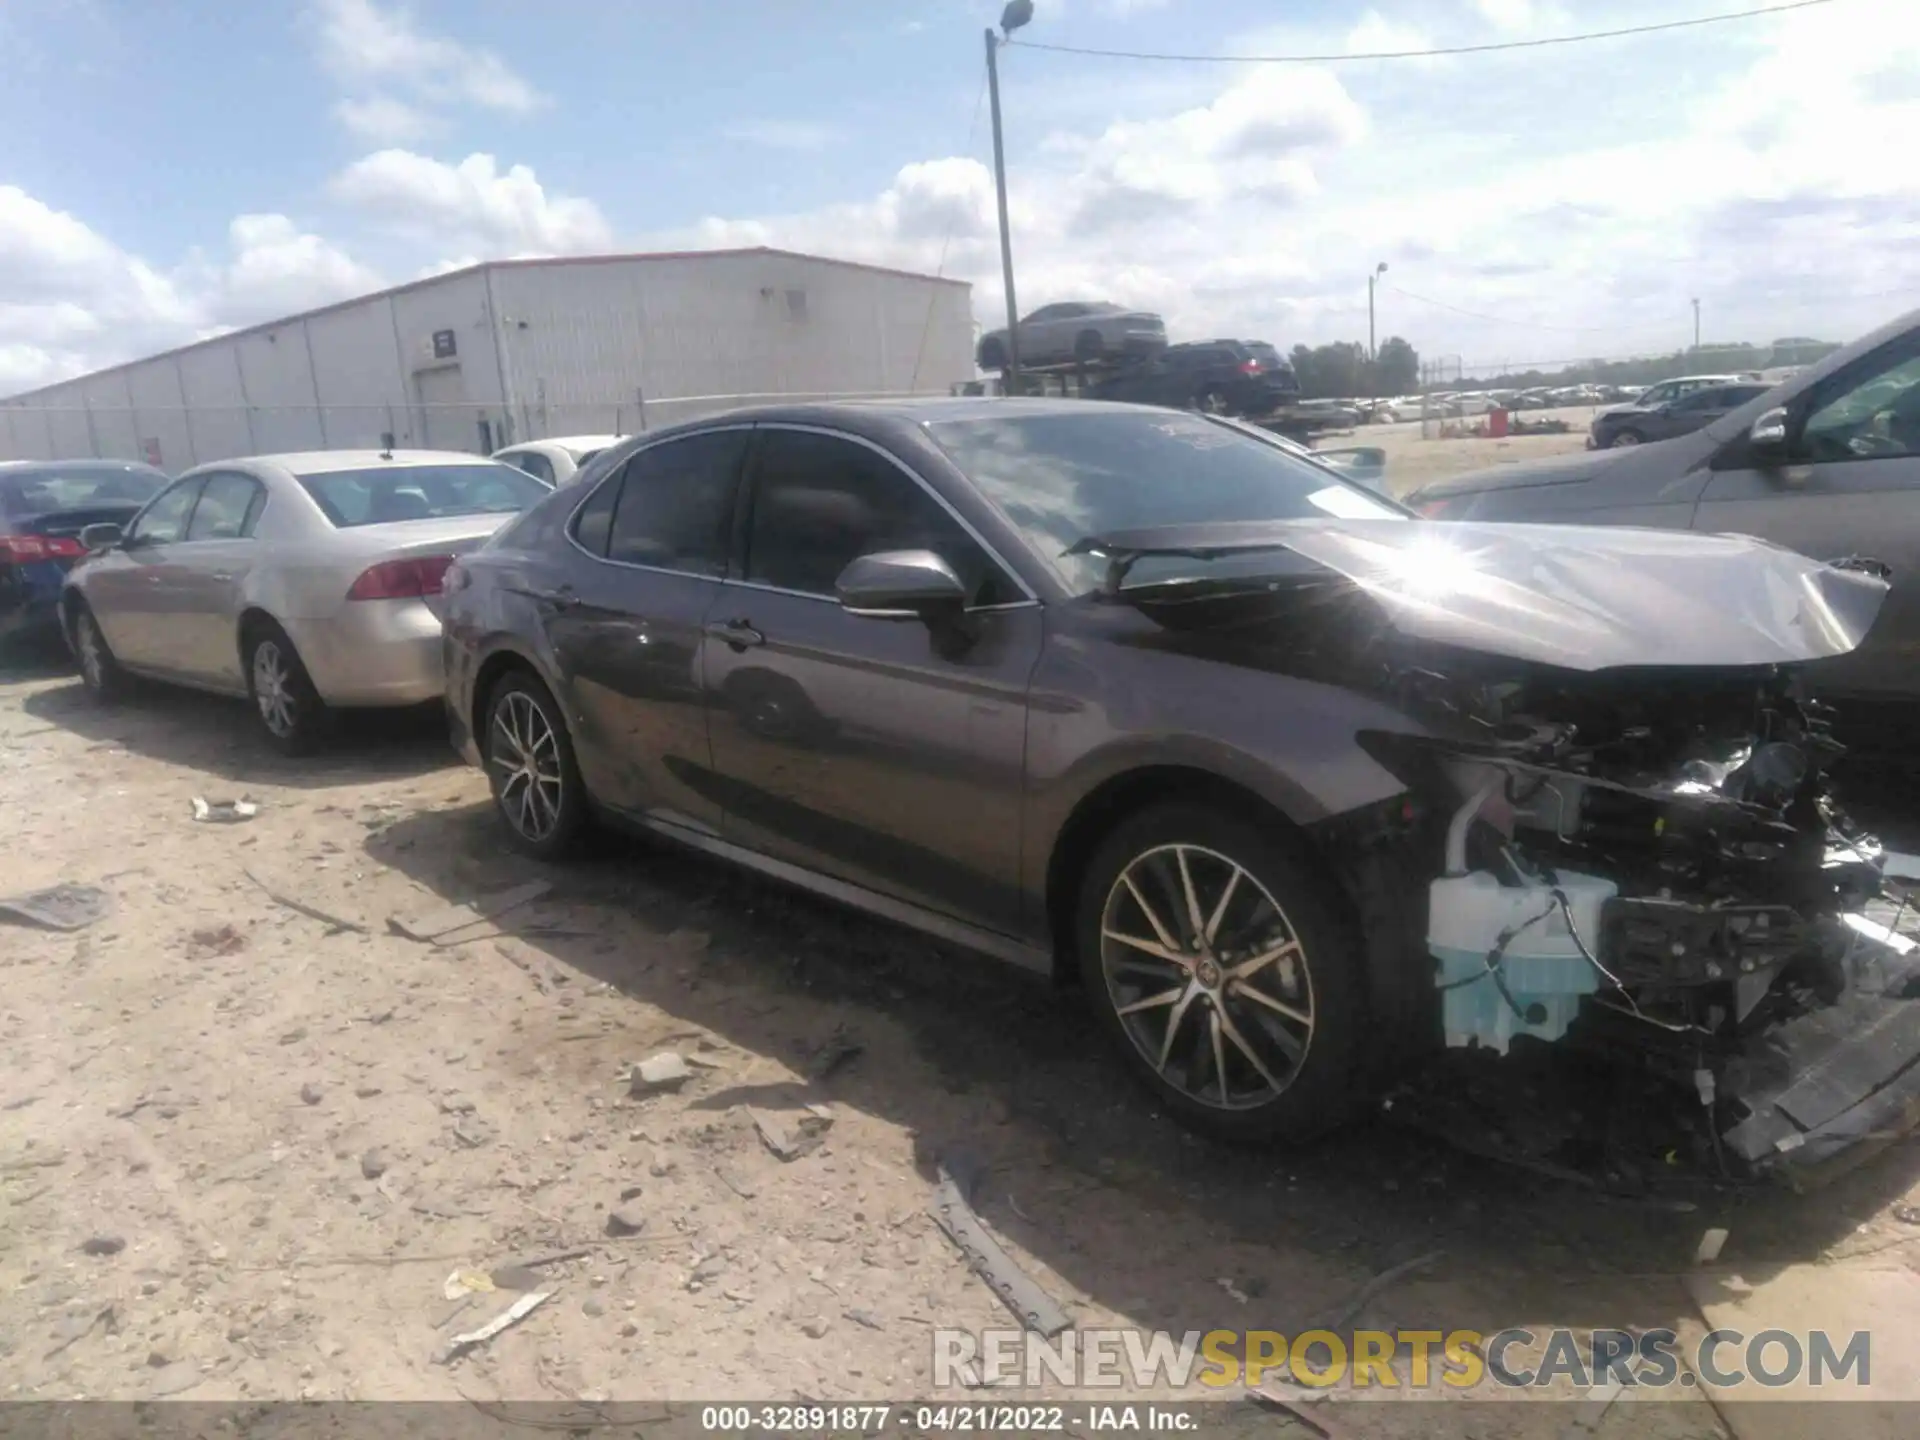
left=492, top=435, right=624, bottom=487
left=62, top=450, right=550, bottom=753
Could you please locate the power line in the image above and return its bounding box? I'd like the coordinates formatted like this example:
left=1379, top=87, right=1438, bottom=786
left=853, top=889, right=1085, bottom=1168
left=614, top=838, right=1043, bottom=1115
left=1005, top=0, right=1835, bottom=65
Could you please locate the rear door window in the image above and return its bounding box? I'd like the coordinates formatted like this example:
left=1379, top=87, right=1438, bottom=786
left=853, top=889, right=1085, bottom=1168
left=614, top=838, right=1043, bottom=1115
left=601, top=429, right=750, bottom=574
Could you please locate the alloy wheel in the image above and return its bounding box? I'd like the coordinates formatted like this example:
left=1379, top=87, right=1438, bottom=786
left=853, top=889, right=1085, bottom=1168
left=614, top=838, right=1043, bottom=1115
left=1098, top=842, right=1315, bottom=1111
left=490, top=690, right=564, bottom=842
left=252, top=640, right=296, bottom=737
left=1610, top=431, right=1641, bottom=447
left=77, top=615, right=106, bottom=689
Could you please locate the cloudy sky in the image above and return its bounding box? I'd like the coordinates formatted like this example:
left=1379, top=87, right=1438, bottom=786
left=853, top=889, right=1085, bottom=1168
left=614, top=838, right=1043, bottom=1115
left=4, top=0, right=1916, bottom=395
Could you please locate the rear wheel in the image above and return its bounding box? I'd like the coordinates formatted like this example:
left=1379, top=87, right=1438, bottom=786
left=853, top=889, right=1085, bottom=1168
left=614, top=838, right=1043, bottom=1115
left=1195, top=384, right=1231, bottom=415
left=244, top=621, right=330, bottom=756
left=1074, top=329, right=1106, bottom=364
left=977, top=336, right=1008, bottom=372
left=1075, top=803, right=1364, bottom=1144
left=71, top=603, right=126, bottom=703
left=484, top=670, right=587, bottom=859
left=1608, top=429, right=1643, bottom=448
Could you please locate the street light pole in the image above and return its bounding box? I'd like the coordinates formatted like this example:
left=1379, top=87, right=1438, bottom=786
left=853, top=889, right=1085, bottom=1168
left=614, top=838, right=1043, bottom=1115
left=1367, top=261, right=1387, bottom=394
left=986, top=22, right=1024, bottom=392
left=1692, top=297, right=1701, bottom=352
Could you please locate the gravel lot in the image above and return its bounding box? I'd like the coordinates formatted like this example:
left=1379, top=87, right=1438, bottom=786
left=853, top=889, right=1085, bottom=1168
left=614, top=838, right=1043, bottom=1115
left=1320, top=407, right=1597, bottom=498
left=3, top=631, right=1918, bottom=1427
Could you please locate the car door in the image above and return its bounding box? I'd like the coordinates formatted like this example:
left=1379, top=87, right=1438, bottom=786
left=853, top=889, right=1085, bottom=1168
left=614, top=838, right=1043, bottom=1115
left=506, top=449, right=557, bottom=485
left=167, top=471, right=268, bottom=686
left=1646, top=387, right=1722, bottom=442
left=1021, top=304, right=1072, bottom=364
left=1691, top=336, right=1920, bottom=707
left=703, top=424, right=1043, bottom=935
left=535, top=426, right=748, bottom=833
left=83, top=476, right=204, bottom=671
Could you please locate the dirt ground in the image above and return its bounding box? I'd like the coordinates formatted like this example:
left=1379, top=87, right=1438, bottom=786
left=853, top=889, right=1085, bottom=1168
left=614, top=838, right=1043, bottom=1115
left=1328, top=406, right=1596, bottom=498
left=4, top=655, right=1920, bottom=1433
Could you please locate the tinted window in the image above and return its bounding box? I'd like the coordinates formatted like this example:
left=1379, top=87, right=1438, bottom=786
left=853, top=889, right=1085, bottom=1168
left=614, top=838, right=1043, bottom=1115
left=0, top=466, right=167, bottom=520
left=128, top=480, right=202, bottom=545
left=571, top=477, right=619, bottom=556
left=1668, top=389, right=1721, bottom=413
left=745, top=429, right=1015, bottom=605
left=603, top=429, right=747, bottom=574
left=296, top=463, right=545, bottom=528
left=1800, top=349, right=1920, bottom=463
left=928, top=411, right=1402, bottom=594
left=509, top=451, right=556, bottom=484
left=186, top=473, right=264, bottom=539
left=1724, top=384, right=1770, bottom=406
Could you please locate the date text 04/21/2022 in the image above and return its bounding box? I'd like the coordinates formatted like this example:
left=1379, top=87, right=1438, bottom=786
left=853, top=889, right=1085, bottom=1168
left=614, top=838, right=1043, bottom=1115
left=697, top=1405, right=1197, bottom=1431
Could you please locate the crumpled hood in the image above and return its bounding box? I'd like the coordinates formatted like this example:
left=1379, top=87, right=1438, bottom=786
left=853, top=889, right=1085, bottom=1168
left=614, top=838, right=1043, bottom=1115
left=1086, top=517, right=1890, bottom=672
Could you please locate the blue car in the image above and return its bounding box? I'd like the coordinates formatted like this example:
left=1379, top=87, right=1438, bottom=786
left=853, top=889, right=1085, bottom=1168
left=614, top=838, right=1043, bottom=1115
left=0, top=459, right=170, bottom=646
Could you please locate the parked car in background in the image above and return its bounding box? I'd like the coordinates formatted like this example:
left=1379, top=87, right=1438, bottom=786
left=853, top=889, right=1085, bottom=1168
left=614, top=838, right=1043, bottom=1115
left=1091, top=340, right=1299, bottom=416
left=438, top=396, right=1907, bottom=1170
left=1409, top=305, right=1920, bottom=717
left=493, top=435, right=622, bottom=486
left=1292, top=398, right=1362, bottom=428
left=977, top=302, right=1167, bottom=371
left=2, top=459, right=170, bottom=646
left=62, top=450, right=550, bottom=752
left=1605, top=374, right=1746, bottom=413
left=1587, top=381, right=1771, bottom=449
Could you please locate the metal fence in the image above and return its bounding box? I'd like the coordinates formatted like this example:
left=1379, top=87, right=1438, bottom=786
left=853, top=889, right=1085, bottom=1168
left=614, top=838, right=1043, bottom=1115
left=0, top=389, right=956, bottom=469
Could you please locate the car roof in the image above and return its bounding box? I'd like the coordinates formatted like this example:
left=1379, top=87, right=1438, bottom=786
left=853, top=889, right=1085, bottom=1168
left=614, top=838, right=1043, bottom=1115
left=226, top=449, right=511, bottom=474
left=498, top=435, right=622, bottom=454
left=0, top=458, right=167, bottom=476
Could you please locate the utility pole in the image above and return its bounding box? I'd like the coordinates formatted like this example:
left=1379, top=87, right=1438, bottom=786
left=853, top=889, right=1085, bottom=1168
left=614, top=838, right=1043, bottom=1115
left=1367, top=261, right=1387, bottom=396
left=987, top=4, right=1033, bottom=394
left=1692, top=297, right=1701, bottom=353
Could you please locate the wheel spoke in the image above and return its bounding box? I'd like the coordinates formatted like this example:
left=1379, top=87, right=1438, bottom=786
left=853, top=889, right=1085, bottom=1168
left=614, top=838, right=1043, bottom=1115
left=1208, top=1007, right=1229, bottom=1103
left=1216, top=1003, right=1284, bottom=1091
left=1204, top=866, right=1243, bottom=946
left=1122, top=873, right=1182, bottom=954
left=1228, top=938, right=1300, bottom=981
left=1229, top=979, right=1313, bottom=1030
left=1175, top=847, right=1205, bottom=940
left=1156, top=987, right=1200, bottom=1072
left=1102, top=928, right=1194, bottom=971
left=1116, top=985, right=1185, bottom=1017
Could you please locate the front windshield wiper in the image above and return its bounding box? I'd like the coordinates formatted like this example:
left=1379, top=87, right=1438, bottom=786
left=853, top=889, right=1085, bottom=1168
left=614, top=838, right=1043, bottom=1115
left=1065, top=526, right=1308, bottom=597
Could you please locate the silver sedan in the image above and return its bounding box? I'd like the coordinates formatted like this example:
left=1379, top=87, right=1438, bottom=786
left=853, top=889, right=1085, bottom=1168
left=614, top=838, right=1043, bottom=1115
left=60, top=449, right=551, bottom=753
left=492, top=434, right=624, bottom=486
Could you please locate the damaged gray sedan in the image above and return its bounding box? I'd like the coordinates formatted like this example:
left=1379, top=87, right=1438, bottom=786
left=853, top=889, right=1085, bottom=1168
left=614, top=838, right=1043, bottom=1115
left=441, top=399, right=1911, bottom=1177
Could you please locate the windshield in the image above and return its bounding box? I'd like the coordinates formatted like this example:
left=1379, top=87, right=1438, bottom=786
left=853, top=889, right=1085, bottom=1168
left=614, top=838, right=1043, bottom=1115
left=0, top=467, right=167, bottom=520
left=295, top=463, right=547, bottom=528
left=927, top=410, right=1403, bottom=594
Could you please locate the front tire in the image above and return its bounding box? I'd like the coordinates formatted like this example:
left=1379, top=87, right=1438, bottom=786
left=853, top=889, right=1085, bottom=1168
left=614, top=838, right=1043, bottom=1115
left=1075, top=803, right=1364, bottom=1144
left=71, top=603, right=127, bottom=703
left=1074, top=329, right=1106, bottom=364
left=244, top=621, right=330, bottom=756
left=977, top=336, right=1008, bottom=372
left=483, top=670, right=587, bottom=860
left=1608, top=429, right=1643, bottom=448
left=1195, top=385, right=1231, bottom=415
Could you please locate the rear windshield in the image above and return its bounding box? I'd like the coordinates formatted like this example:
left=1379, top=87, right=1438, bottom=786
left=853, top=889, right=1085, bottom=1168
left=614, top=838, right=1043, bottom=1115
left=295, top=463, right=547, bottom=528
left=0, top=468, right=166, bottom=520
left=1246, top=344, right=1283, bottom=366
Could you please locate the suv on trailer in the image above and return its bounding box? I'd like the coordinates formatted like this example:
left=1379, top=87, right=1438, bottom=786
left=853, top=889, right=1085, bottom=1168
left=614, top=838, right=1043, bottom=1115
left=1092, top=340, right=1301, bottom=417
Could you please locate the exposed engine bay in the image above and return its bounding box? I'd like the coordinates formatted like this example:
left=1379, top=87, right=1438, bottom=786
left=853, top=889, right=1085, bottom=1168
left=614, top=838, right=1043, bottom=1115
left=1086, top=517, right=1920, bottom=1185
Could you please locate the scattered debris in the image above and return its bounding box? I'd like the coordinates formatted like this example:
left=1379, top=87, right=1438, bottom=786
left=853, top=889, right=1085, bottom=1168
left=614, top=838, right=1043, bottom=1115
left=490, top=1265, right=546, bottom=1292
left=79, top=1233, right=126, bottom=1257
left=0, top=883, right=112, bottom=932
left=186, top=924, right=246, bottom=957
left=1306, top=1250, right=1445, bottom=1334
left=799, top=1316, right=831, bottom=1339
left=390, top=880, right=552, bottom=943
left=628, top=1052, right=692, bottom=1095
left=1695, top=1227, right=1729, bottom=1265
left=807, top=1031, right=864, bottom=1082
left=243, top=867, right=368, bottom=935
left=1217, top=1277, right=1251, bottom=1305
left=930, top=1160, right=1070, bottom=1337
left=360, top=1149, right=389, bottom=1180
left=582, top=1295, right=605, bottom=1317
left=434, top=1291, right=551, bottom=1365
left=749, top=1105, right=832, bottom=1161
left=1246, top=1381, right=1348, bottom=1440
left=452, top=1115, right=496, bottom=1148
left=845, top=1307, right=885, bottom=1330
left=44, top=1304, right=116, bottom=1358
left=444, top=1269, right=497, bottom=1301
left=146, top=1360, right=206, bottom=1397
left=300, top=1081, right=323, bottom=1106
left=713, top=1163, right=757, bottom=1200
left=190, top=796, right=257, bottom=824
left=605, top=1204, right=646, bottom=1238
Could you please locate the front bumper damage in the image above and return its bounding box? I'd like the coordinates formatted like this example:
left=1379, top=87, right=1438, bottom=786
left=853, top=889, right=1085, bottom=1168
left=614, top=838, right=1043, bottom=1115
left=1086, top=517, right=1920, bottom=1184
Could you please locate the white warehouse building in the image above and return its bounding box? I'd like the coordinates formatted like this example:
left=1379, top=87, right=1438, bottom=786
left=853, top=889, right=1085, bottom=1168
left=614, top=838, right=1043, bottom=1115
left=0, top=248, right=975, bottom=467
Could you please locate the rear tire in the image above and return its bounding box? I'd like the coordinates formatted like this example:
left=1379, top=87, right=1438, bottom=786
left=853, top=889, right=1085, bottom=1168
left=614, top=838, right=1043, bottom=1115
left=243, top=620, right=331, bottom=756
left=1195, top=385, right=1231, bottom=415
left=1608, top=429, right=1643, bottom=448
left=1074, top=803, right=1365, bottom=1144
left=70, top=603, right=127, bottom=703
left=483, top=670, right=588, bottom=860
left=977, top=336, right=1008, bottom=372
left=1074, top=329, right=1106, bottom=364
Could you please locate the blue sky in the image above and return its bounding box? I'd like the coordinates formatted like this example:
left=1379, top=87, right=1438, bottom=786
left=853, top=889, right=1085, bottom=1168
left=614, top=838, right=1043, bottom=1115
left=5, top=0, right=1918, bottom=393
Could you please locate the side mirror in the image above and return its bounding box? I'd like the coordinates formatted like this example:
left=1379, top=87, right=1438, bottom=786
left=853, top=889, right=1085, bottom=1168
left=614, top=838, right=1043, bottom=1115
left=1749, top=406, right=1791, bottom=455
left=835, top=550, right=967, bottom=621
left=78, top=523, right=124, bottom=552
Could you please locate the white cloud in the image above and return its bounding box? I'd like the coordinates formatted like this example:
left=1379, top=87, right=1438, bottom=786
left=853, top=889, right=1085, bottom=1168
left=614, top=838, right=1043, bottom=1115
left=210, top=214, right=383, bottom=324
left=333, top=94, right=437, bottom=144
left=329, top=150, right=612, bottom=256
left=1347, top=11, right=1440, bottom=62
left=720, top=119, right=845, bottom=153
left=315, top=0, right=542, bottom=137
left=1473, top=0, right=1535, bottom=31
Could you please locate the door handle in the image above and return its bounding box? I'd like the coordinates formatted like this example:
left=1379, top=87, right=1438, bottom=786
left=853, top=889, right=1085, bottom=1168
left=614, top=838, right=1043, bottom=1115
left=705, top=617, right=765, bottom=650
left=209, top=572, right=233, bottom=583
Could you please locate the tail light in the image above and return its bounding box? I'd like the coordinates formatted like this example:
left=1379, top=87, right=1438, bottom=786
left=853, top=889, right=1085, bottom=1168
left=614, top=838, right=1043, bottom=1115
left=0, top=534, right=86, bottom=563
left=346, top=554, right=456, bottom=601
left=1240, top=359, right=1264, bottom=375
